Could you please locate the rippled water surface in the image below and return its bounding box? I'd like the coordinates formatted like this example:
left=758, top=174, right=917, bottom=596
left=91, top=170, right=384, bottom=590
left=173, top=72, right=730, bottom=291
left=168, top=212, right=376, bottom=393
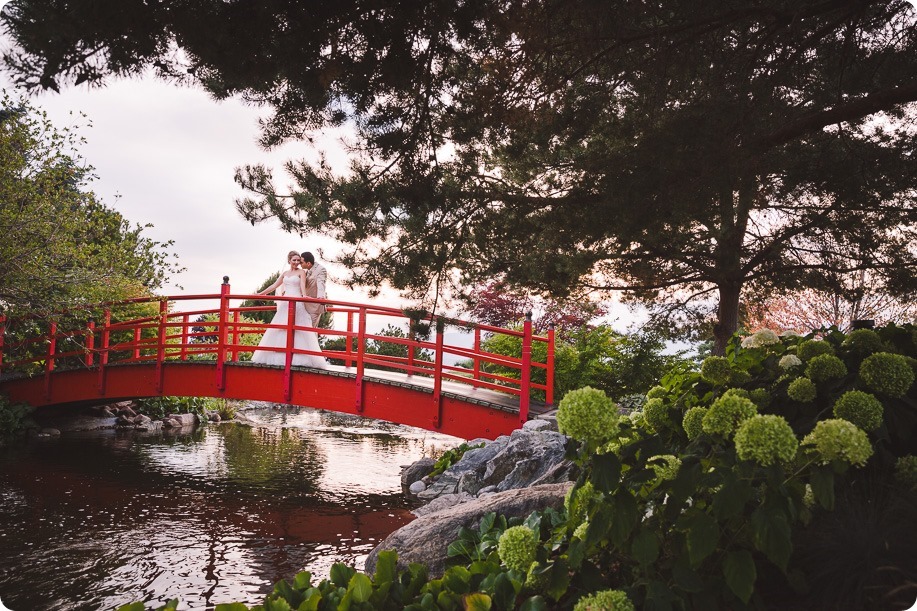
left=0, top=405, right=461, bottom=610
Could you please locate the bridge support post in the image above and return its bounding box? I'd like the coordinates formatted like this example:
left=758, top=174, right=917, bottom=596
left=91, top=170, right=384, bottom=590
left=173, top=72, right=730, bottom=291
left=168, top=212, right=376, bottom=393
left=354, top=308, right=366, bottom=412
left=44, top=320, right=57, bottom=401
left=85, top=320, right=95, bottom=367
left=98, top=309, right=111, bottom=395
left=346, top=311, right=354, bottom=367
left=432, top=317, right=445, bottom=429
left=215, top=277, right=230, bottom=392
left=473, top=326, right=481, bottom=383
left=156, top=299, right=167, bottom=394
left=519, top=312, right=532, bottom=426
left=546, top=323, right=555, bottom=406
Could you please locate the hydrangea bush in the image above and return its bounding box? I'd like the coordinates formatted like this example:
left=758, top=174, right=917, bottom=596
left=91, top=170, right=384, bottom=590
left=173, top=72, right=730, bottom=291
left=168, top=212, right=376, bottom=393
left=513, top=323, right=917, bottom=610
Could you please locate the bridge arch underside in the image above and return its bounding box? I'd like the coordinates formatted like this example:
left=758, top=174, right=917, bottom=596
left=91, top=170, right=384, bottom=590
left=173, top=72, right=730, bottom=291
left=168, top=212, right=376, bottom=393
left=1, top=363, right=529, bottom=440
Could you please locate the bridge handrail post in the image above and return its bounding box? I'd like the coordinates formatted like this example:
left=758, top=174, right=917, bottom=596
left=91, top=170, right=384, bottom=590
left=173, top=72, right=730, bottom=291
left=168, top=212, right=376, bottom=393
left=0, top=314, right=5, bottom=375
left=546, top=323, right=555, bottom=405
left=432, top=317, right=445, bottom=428
left=519, top=312, right=533, bottom=426
left=45, top=320, right=57, bottom=400
left=85, top=320, right=95, bottom=367
left=133, top=327, right=141, bottom=360
left=355, top=307, right=367, bottom=412
left=283, top=291, right=296, bottom=402
left=473, top=326, right=481, bottom=383
left=180, top=314, right=189, bottom=361
left=98, top=309, right=111, bottom=394
left=156, top=299, right=168, bottom=393
left=216, top=277, right=230, bottom=392
left=346, top=311, right=354, bottom=367
left=231, top=310, right=240, bottom=362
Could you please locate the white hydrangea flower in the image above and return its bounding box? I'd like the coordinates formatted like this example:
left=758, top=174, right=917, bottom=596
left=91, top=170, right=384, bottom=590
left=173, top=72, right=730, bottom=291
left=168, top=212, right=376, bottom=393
left=779, top=354, right=803, bottom=370
left=741, top=328, right=780, bottom=348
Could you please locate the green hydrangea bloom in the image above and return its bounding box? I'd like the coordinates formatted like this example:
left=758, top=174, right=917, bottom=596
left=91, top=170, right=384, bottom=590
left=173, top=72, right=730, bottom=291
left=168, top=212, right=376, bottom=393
left=642, top=397, right=669, bottom=432
left=779, top=354, right=803, bottom=371
left=802, top=484, right=816, bottom=509
left=525, top=561, right=550, bottom=592
left=787, top=377, right=817, bottom=402
left=859, top=352, right=915, bottom=398
left=723, top=388, right=750, bottom=399
left=734, top=415, right=798, bottom=466
left=806, top=354, right=848, bottom=383
left=557, top=387, right=620, bottom=445
left=497, top=525, right=538, bottom=573
left=749, top=388, right=772, bottom=409
left=565, top=481, right=597, bottom=525
left=702, top=394, right=757, bottom=438
left=798, top=340, right=834, bottom=361
left=729, top=369, right=753, bottom=386
left=573, top=521, right=590, bottom=540
left=741, top=328, right=780, bottom=348
left=646, top=385, right=667, bottom=399
left=573, top=589, right=636, bottom=611
left=802, top=419, right=873, bottom=467
left=842, top=329, right=885, bottom=356
left=700, top=356, right=732, bottom=385
left=648, top=454, right=681, bottom=481
left=683, top=406, right=707, bottom=440
left=894, top=455, right=917, bottom=489
left=832, top=390, right=884, bottom=431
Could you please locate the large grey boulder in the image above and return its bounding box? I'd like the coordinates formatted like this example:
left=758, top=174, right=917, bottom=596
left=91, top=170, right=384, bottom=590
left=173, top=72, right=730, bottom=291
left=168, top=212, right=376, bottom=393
left=365, top=482, right=572, bottom=578
left=415, top=427, right=575, bottom=503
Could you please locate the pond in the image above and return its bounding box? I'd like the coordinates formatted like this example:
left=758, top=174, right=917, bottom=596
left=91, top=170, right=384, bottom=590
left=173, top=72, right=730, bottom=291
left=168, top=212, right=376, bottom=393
left=0, top=405, right=461, bottom=610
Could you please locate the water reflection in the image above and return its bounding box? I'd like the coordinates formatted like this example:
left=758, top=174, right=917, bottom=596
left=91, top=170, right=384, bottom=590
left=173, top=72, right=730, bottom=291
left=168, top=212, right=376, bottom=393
left=0, top=405, right=460, bottom=610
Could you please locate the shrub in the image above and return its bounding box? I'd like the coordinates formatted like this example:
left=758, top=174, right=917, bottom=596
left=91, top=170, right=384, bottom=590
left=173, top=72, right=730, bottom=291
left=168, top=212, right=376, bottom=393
left=497, top=525, right=537, bottom=572
left=700, top=355, right=731, bottom=385
left=798, top=339, right=834, bottom=361
left=779, top=354, right=803, bottom=371
left=573, top=589, right=635, bottom=611
left=682, top=406, right=707, bottom=440
left=842, top=328, right=885, bottom=356
left=0, top=393, right=34, bottom=439
left=832, top=391, right=883, bottom=431
left=787, top=377, right=817, bottom=402
left=557, top=387, right=620, bottom=447
left=894, top=455, right=917, bottom=489
left=805, top=353, right=847, bottom=383
left=702, top=393, right=757, bottom=437
left=734, top=415, right=797, bottom=466
left=802, top=419, right=873, bottom=467
left=641, top=397, right=669, bottom=433
left=858, top=352, right=915, bottom=398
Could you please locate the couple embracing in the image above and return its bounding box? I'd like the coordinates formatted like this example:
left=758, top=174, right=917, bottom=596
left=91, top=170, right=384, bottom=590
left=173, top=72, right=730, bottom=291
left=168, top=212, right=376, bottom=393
left=251, top=250, right=329, bottom=369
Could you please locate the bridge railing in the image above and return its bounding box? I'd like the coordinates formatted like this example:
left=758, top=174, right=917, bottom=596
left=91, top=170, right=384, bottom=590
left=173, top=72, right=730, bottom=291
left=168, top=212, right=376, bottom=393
left=0, top=278, right=555, bottom=421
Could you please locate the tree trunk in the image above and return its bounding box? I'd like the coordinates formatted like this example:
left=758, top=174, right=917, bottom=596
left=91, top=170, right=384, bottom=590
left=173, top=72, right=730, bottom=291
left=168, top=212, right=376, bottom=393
left=713, top=283, right=742, bottom=355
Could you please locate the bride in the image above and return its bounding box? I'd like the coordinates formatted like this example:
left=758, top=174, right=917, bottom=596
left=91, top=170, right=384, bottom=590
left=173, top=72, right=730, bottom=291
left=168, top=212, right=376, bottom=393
left=251, top=251, right=328, bottom=368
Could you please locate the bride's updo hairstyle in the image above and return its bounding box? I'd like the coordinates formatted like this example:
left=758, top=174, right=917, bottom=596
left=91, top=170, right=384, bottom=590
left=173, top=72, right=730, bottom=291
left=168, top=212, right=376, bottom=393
left=287, top=250, right=300, bottom=263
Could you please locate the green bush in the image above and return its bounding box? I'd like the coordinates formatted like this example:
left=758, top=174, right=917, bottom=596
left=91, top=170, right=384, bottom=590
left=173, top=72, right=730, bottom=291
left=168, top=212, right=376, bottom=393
left=0, top=393, right=35, bottom=440
left=859, top=352, right=915, bottom=398
left=805, top=353, right=847, bottom=383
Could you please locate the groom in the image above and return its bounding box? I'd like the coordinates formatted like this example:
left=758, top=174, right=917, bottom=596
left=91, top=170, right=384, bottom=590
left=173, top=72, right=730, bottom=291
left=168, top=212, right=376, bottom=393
left=301, top=251, right=327, bottom=327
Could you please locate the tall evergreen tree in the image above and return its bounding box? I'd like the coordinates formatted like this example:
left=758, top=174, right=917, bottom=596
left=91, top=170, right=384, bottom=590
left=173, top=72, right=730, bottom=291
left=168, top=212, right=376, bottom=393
left=4, top=1, right=915, bottom=351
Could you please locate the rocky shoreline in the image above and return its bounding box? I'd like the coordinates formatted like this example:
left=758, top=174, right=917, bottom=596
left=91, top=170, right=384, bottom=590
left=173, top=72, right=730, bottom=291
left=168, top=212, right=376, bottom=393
left=367, top=416, right=577, bottom=577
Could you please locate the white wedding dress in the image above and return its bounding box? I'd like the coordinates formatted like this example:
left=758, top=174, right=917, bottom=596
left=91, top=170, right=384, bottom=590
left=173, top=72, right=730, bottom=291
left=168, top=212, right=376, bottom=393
left=251, top=275, right=328, bottom=368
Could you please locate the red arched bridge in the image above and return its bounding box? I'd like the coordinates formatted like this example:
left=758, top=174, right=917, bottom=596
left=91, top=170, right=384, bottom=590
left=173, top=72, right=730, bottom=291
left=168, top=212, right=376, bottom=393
left=0, top=278, right=555, bottom=440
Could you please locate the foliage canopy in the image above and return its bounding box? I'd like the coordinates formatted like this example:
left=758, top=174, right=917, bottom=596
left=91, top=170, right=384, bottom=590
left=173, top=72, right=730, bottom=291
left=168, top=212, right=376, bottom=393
left=4, top=1, right=916, bottom=352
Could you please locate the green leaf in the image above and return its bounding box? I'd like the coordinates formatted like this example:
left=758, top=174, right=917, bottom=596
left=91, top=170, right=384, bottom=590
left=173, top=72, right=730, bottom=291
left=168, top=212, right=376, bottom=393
left=447, top=539, right=478, bottom=559
left=686, top=512, right=719, bottom=567
left=520, top=595, right=549, bottom=611
left=723, top=550, right=756, bottom=604
left=330, top=564, right=356, bottom=588
left=492, top=573, right=518, bottom=610
left=263, top=598, right=293, bottom=611
left=632, top=529, right=660, bottom=567
left=712, top=477, right=753, bottom=521
left=609, top=491, right=638, bottom=547
left=273, top=580, right=302, bottom=606
left=442, top=566, right=472, bottom=594
left=590, top=452, right=621, bottom=492
left=809, top=465, right=835, bottom=511
left=116, top=605, right=146, bottom=611
left=215, top=604, right=249, bottom=611
left=463, top=593, right=492, bottom=611
left=480, top=512, right=497, bottom=534
left=347, top=573, right=373, bottom=603
left=545, top=558, right=571, bottom=602
left=373, top=550, right=397, bottom=585
left=299, top=589, right=322, bottom=611
left=672, top=554, right=705, bottom=593
left=751, top=507, right=792, bottom=571
left=293, top=571, right=313, bottom=590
